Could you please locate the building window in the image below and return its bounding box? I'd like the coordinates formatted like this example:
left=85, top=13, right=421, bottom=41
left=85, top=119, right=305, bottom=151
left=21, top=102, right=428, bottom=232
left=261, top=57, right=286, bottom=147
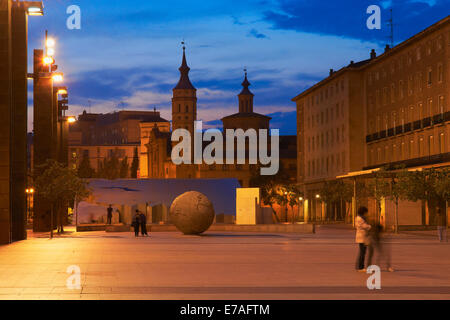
left=401, top=142, right=405, bottom=160
left=438, top=64, right=443, bottom=83
left=427, top=98, right=433, bottom=118
left=439, top=133, right=445, bottom=153
left=383, top=87, right=388, bottom=105
left=439, top=96, right=445, bottom=114
left=391, top=83, right=396, bottom=103
left=409, top=140, right=414, bottom=158
left=427, top=68, right=432, bottom=87
left=399, top=80, right=404, bottom=99
left=419, top=137, right=424, bottom=157
left=429, top=136, right=434, bottom=155
left=408, top=76, right=413, bottom=96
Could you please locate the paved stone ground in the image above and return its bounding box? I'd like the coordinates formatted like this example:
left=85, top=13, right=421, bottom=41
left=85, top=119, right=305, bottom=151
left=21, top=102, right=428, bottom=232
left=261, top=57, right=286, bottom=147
left=0, top=225, right=448, bottom=300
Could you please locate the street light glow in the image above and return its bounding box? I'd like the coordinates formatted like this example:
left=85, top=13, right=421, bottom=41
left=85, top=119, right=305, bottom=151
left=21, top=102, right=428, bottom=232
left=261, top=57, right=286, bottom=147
left=27, top=7, right=43, bottom=16
left=67, top=117, right=76, bottom=123
left=47, top=47, right=55, bottom=56
left=52, top=73, right=63, bottom=82
left=43, top=56, right=54, bottom=65
left=315, top=194, right=320, bottom=199
left=46, top=38, right=55, bottom=48
left=57, top=88, right=68, bottom=95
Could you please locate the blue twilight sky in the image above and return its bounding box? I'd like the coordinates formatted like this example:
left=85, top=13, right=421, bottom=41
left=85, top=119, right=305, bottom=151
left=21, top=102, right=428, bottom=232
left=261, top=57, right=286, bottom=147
left=26, top=0, right=450, bottom=134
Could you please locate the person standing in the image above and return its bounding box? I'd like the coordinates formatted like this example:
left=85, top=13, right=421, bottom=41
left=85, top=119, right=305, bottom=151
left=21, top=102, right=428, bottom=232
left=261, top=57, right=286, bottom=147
left=367, top=223, right=394, bottom=272
left=107, top=205, right=113, bottom=225
left=355, top=206, right=371, bottom=272
left=435, top=208, right=448, bottom=242
left=138, top=210, right=148, bottom=237
left=132, top=213, right=141, bottom=237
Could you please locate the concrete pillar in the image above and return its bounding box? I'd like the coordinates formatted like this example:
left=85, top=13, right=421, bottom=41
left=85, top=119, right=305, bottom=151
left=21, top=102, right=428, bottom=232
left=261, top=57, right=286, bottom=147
left=380, top=197, right=386, bottom=229
left=425, top=200, right=430, bottom=226
left=33, top=49, right=55, bottom=232
left=10, top=2, right=28, bottom=241
left=303, top=199, right=309, bottom=223
left=321, top=202, right=326, bottom=221
left=0, top=0, right=12, bottom=244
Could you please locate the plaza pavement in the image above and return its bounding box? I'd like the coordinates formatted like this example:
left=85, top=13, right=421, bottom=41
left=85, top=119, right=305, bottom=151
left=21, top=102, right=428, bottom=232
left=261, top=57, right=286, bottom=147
left=0, top=224, right=449, bottom=300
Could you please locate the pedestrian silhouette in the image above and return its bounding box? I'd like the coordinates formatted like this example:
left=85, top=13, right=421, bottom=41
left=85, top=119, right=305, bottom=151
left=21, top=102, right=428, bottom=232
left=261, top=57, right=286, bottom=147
left=355, top=206, right=371, bottom=272
left=107, top=204, right=113, bottom=225
left=137, top=210, right=148, bottom=236
left=132, top=213, right=141, bottom=237
left=435, top=207, right=447, bottom=242
left=367, top=222, right=394, bottom=272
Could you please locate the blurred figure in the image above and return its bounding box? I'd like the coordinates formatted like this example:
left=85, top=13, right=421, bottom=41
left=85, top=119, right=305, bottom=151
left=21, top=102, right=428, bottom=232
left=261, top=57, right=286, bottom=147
left=138, top=210, right=148, bottom=237
left=132, top=213, right=141, bottom=237
left=435, top=208, right=447, bottom=242
left=107, top=204, right=113, bottom=225
left=367, top=223, right=394, bottom=272
left=355, top=206, right=371, bottom=272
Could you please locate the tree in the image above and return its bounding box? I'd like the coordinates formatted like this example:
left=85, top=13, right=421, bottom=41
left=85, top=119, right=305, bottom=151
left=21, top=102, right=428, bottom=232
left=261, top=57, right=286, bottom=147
left=97, top=151, right=120, bottom=180
left=119, top=156, right=129, bottom=178
left=130, top=147, right=139, bottom=178
left=260, top=182, right=280, bottom=223
left=319, top=180, right=353, bottom=221
left=274, top=186, right=289, bottom=222
left=77, top=152, right=94, bottom=178
left=285, top=184, right=302, bottom=223
left=34, top=159, right=91, bottom=238
left=367, top=167, right=409, bottom=233
left=399, top=168, right=450, bottom=225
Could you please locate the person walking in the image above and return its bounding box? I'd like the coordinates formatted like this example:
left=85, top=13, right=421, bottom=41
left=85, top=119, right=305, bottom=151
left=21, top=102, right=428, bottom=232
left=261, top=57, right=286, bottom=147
left=132, top=213, right=141, bottom=237
left=137, top=210, right=148, bottom=237
left=367, top=223, right=394, bottom=272
left=355, top=206, right=371, bottom=272
left=107, top=205, right=113, bottom=225
left=435, top=208, right=448, bottom=242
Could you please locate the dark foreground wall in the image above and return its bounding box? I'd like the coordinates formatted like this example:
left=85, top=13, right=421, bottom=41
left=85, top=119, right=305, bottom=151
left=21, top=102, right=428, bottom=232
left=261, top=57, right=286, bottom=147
left=0, top=0, right=12, bottom=245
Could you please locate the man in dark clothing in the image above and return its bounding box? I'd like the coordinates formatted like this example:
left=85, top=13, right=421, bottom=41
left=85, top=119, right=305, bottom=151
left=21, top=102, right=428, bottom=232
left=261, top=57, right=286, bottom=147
left=107, top=205, right=113, bottom=225
left=132, top=213, right=140, bottom=237
left=138, top=210, right=148, bottom=236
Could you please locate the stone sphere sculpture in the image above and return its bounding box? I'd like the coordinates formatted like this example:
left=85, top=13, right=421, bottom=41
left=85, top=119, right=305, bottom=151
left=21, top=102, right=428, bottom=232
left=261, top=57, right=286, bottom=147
left=169, top=191, right=215, bottom=235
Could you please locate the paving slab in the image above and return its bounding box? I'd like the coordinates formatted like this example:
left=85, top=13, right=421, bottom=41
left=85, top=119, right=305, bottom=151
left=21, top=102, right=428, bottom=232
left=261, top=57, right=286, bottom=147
left=0, top=225, right=448, bottom=300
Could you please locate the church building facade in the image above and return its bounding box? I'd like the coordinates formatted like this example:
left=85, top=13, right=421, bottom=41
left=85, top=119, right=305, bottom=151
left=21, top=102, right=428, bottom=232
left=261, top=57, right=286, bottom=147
left=139, top=47, right=296, bottom=186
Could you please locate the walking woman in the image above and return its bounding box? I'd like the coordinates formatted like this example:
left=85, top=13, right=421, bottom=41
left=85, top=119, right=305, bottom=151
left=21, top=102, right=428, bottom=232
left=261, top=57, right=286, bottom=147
left=132, top=213, right=141, bottom=237
left=355, top=206, right=371, bottom=272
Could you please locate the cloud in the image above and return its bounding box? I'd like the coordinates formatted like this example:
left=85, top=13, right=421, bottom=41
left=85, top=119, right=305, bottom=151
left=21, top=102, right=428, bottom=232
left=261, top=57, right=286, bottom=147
left=248, top=28, right=269, bottom=39
left=262, top=0, right=449, bottom=43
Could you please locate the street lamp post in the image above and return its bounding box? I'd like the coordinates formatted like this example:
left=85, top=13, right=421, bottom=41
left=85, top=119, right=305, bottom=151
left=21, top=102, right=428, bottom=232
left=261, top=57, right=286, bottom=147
left=32, top=32, right=67, bottom=236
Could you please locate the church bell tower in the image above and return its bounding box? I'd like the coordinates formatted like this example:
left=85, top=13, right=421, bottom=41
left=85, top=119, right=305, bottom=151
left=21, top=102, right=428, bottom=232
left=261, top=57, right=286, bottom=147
left=172, top=43, right=197, bottom=138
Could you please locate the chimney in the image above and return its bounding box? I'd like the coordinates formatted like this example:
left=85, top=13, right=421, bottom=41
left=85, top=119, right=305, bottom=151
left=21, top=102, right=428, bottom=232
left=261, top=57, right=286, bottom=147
left=385, top=44, right=390, bottom=53
left=370, top=49, right=376, bottom=59
left=329, top=69, right=334, bottom=76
